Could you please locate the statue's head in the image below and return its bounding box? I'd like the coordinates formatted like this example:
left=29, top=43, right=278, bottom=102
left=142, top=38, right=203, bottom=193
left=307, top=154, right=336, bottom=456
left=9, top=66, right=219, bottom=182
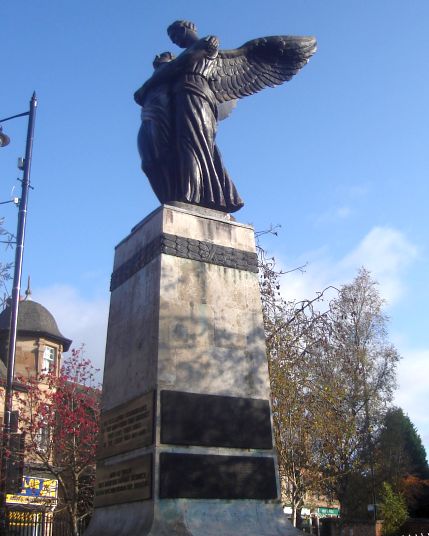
left=167, top=20, right=198, bottom=48
left=153, top=51, right=175, bottom=69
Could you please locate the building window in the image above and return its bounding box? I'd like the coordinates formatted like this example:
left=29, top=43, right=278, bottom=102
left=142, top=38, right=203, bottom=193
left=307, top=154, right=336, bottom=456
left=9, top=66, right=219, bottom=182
left=36, top=426, right=50, bottom=453
left=42, top=346, right=56, bottom=372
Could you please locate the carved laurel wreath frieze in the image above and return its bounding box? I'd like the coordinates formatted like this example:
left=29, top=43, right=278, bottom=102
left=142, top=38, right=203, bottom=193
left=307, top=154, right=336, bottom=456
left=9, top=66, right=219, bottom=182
left=110, top=233, right=258, bottom=291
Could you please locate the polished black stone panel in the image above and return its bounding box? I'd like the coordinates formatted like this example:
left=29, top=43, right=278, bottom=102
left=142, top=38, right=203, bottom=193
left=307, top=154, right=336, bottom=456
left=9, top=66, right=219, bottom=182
left=160, top=390, right=272, bottom=449
left=159, top=453, right=278, bottom=500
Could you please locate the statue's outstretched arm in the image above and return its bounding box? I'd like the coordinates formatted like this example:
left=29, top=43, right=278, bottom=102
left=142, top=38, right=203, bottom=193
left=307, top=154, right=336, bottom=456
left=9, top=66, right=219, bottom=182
left=135, top=37, right=220, bottom=105
left=134, top=59, right=185, bottom=105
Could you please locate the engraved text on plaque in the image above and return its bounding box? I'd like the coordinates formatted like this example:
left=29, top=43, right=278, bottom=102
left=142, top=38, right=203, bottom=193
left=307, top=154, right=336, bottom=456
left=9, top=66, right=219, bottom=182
left=97, top=391, right=154, bottom=459
left=95, top=455, right=152, bottom=507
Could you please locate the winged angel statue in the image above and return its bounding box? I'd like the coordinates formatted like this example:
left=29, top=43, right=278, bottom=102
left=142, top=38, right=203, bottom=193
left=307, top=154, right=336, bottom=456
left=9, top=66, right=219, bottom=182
left=134, top=20, right=317, bottom=213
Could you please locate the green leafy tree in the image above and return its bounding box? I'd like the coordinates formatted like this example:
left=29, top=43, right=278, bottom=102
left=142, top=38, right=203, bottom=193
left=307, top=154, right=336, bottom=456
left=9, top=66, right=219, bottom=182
left=377, top=408, right=429, bottom=515
left=316, top=269, right=400, bottom=517
left=259, top=237, right=401, bottom=522
left=379, top=482, right=408, bottom=536
left=267, top=300, right=330, bottom=526
left=378, top=408, right=429, bottom=483
left=259, top=245, right=335, bottom=525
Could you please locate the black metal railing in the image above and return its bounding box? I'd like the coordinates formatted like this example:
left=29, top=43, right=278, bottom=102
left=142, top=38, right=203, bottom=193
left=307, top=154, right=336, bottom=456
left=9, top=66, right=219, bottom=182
left=4, top=511, right=90, bottom=536
left=399, top=533, right=429, bottom=536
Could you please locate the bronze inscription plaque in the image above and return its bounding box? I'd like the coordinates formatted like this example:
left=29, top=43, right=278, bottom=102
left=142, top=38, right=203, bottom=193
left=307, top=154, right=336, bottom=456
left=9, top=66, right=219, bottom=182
left=97, top=391, right=154, bottom=460
left=95, top=454, right=152, bottom=507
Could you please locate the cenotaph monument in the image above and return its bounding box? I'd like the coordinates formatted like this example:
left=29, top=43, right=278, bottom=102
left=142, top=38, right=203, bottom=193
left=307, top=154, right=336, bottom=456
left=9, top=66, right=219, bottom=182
left=85, top=20, right=316, bottom=536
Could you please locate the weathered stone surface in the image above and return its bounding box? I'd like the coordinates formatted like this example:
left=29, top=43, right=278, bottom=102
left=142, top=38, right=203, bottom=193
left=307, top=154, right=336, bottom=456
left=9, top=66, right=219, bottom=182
left=130, top=204, right=255, bottom=252
left=86, top=499, right=299, bottom=536
left=85, top=204, right=297, bottom=536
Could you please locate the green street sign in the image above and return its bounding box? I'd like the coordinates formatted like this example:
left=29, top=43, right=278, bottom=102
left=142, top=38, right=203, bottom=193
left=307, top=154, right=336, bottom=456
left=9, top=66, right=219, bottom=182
left=318, top=507, right=340, bottom=516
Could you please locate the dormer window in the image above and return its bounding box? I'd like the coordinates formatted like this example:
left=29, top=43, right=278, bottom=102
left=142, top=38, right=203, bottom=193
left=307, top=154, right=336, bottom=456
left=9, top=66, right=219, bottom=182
left=42, top=346, right=56, bottom=372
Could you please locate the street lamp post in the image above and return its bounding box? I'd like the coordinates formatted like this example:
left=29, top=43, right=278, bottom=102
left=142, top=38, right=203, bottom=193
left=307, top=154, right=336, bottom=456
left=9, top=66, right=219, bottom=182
left=0, top=93, right=37, bottom=531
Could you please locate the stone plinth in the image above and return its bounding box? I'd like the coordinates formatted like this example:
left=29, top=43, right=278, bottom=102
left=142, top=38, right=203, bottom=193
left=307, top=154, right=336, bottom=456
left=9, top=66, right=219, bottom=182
left=85, top=204, right=298, bottom=536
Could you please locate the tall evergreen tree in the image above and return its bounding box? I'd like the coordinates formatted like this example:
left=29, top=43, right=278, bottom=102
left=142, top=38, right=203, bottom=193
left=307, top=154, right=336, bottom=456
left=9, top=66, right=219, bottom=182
left=377, top=407, right=429, bottom=516
left=316, top=268, right=400, bottom=516
left=378, top=407, right=429, bottom=483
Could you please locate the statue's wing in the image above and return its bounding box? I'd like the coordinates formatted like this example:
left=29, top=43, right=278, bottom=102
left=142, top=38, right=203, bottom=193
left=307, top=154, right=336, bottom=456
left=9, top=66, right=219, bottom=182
left=208, top=35, right=317, bottom=104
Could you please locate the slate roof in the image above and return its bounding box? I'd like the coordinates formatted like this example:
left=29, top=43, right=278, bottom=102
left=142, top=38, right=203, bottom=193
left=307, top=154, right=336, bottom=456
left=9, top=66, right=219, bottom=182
left=0, top=300, right=72, bottom=351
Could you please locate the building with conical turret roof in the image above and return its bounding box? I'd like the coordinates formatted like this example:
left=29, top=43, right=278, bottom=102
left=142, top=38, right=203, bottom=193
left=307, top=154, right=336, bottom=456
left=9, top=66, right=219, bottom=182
left=0, top=294, right=73, bottom=526
left=0, top=296, right=72, bottom=379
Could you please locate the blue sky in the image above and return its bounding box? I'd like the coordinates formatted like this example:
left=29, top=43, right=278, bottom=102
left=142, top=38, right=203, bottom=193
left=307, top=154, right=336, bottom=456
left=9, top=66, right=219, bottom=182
left=1, top=1, right=428, bottom=453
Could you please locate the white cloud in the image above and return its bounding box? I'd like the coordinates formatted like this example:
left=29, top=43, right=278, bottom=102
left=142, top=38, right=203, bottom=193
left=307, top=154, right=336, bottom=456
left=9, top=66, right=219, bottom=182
left=315, top=205, right=352, bottom=225
left=276, top=225, right=427, bottom=453
left=281, top=226, right=418, bottom=307
left=33, top=284, right=109, bottom=377
left=394, top=347, right=429, bottom=453
left=347, top=184, right=370, bottom=198
left=30, top=226, right=427, bottom=453
left=340, top=227, right=418, bottom=304
left=280, top=253, right=338, bottom=306
left=337, top=206, right=352, bottom=219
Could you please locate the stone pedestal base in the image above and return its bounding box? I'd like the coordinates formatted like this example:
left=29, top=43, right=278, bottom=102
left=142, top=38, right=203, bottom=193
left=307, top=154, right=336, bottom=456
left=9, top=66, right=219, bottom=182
left=87, top=500, right=299, bottom=536
left=85, top=204, right=297, bottom=536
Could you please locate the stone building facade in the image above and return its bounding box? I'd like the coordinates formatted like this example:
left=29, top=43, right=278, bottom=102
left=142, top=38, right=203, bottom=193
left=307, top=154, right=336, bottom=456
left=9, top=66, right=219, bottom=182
left=0, top=296, right=71, bottom=517
left=0, top=297, right=71, bottom=380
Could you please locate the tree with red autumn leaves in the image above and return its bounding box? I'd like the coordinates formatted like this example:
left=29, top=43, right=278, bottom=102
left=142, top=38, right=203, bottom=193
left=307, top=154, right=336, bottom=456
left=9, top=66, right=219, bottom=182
left=16, top=348, right=100, bottom=536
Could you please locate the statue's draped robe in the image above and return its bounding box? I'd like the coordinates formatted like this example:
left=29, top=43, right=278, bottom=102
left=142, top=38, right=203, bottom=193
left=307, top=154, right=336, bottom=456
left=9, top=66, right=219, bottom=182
left=172, top=53, right=243, bottom=212
left=136, top=30, right=317, bottom=213
left=138, top=83, right=177, bottom=203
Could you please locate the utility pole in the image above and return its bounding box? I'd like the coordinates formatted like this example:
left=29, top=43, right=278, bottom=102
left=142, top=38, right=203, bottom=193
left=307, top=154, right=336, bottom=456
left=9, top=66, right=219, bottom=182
left=0, top=93, right=37, bottom=533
